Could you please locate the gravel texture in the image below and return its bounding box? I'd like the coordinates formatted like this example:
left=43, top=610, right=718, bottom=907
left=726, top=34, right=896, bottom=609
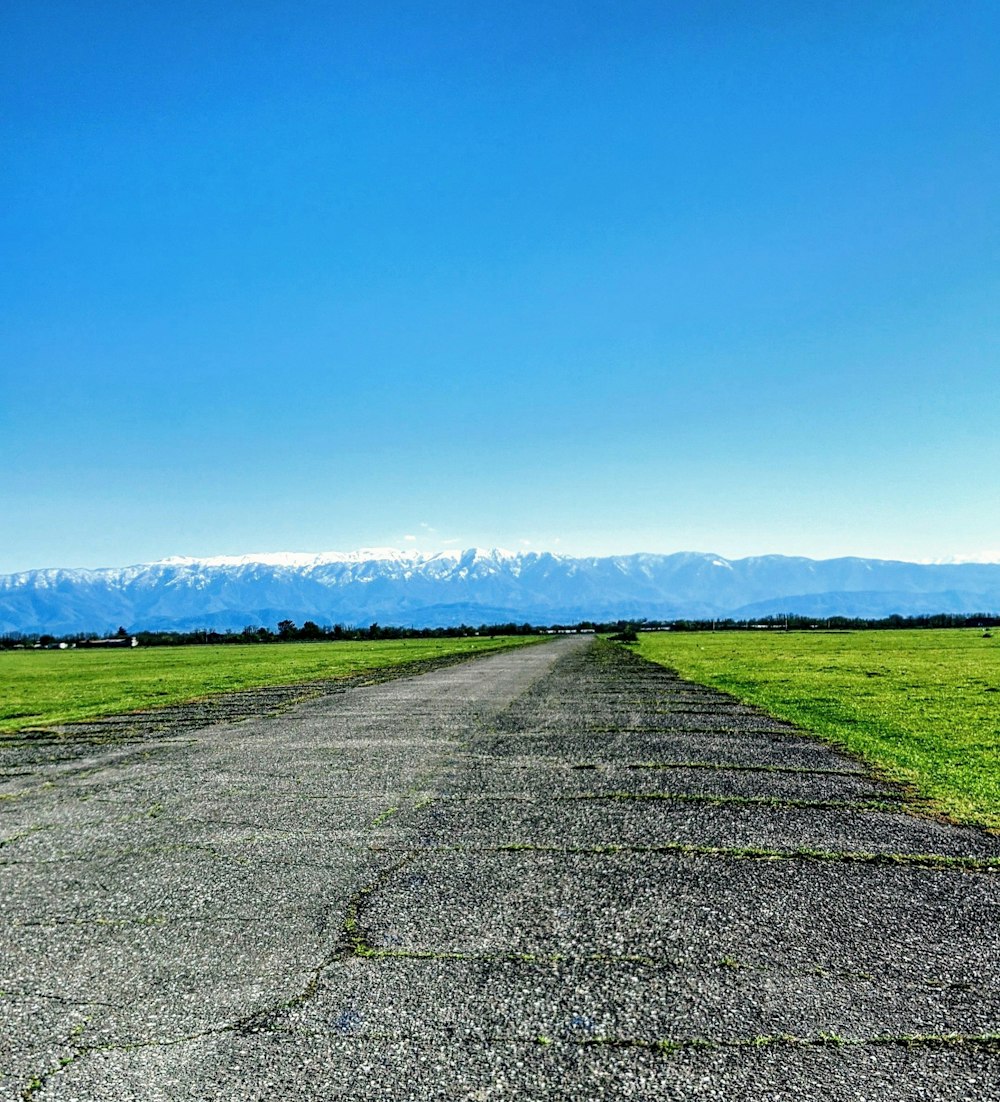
left=2, top=637, right=998, bottom=1100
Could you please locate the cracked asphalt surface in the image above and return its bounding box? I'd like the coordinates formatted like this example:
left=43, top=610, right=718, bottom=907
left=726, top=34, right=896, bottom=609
left=2, top=637, right=999, bottom=1099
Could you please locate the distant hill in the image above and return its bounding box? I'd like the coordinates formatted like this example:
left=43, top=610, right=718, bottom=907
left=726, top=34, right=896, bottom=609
left=2, top=547, right=1000, bottom=634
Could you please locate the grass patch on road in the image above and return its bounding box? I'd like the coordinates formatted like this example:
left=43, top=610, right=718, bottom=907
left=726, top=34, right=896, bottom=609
left=0, top=637, right=541, bottom=735
left=636, top=630, right=1000, bottom=832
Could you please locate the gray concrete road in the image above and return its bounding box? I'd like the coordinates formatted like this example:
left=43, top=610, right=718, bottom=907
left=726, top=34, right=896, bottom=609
left=2, top=638, right=999, bottom=1100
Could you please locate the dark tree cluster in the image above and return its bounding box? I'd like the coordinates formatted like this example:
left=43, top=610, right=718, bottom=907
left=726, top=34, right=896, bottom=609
left=0, top=621, right=541, bottom=649
left=643, top=613, right=1000, bottom=632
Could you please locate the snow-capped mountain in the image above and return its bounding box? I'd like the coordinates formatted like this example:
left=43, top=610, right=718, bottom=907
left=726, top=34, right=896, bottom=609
left=2, top=548, right=1000, bottom=634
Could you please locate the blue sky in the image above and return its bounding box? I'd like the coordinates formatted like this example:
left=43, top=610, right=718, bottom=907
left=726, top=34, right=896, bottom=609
left=2, top=1, right=998, bottom=573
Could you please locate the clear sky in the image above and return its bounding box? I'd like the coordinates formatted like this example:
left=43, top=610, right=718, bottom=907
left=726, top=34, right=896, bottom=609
left=2, top=1, right=998, bottom=573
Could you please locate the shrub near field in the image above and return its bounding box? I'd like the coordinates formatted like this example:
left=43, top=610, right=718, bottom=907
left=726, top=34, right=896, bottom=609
left=637, top=628, right=1000, bottom=831
left=0, top=636, right=542, bottom=735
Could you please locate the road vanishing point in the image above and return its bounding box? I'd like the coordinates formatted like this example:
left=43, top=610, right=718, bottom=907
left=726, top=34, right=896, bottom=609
left=2, top=637, right=999, bottom=1100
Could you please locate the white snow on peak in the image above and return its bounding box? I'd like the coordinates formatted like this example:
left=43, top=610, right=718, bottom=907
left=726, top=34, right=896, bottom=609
left=921, top=552, right=1000, bottom=565
left=145, top=547, right=542, bottom=575
left=155, top=548, right=424, bottom=569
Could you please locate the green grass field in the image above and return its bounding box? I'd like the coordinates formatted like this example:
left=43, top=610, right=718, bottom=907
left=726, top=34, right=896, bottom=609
left=637, top=629, right=1000, bottom=831
left=0, top=636, right=542, bottom=735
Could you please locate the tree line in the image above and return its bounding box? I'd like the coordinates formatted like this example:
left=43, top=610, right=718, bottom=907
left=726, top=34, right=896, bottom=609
left=2, top=611, right=998, bottom=650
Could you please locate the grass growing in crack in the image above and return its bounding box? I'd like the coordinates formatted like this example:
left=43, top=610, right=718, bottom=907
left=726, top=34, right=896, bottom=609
left=436, top=792, right=900, bottom=812
left=370, top=806, right=399, bottom=827
left=351, top=940, right=671, bottom=966
left=561, top=791, right=902, bottom=812
left=624, top=761, right=867, bottom=778
left=0, top=826, right=47, bottom=849
left=561, top=1031, right=1000, bottom=1054
left=342, top=852, right=418, bottom=957
left=479, top=840, right=1000, bottom=871
left=636, top=630, right=1000, bottom=831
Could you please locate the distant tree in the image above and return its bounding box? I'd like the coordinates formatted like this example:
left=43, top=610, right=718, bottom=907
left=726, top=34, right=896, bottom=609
left=116, top=625, right=128, bottom=638
left=300, top=620, right=323, bottom=640
left=277, top=619, right=297, bottom=639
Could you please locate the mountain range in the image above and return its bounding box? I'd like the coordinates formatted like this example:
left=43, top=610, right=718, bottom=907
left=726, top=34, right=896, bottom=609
left=2, top=547, right=1000, bottom=635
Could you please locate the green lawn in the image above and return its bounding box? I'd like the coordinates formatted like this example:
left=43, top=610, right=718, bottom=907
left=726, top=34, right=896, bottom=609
left=636, top=629, right=1000, bottom=831
left=0, top=636, right=542, bottom=735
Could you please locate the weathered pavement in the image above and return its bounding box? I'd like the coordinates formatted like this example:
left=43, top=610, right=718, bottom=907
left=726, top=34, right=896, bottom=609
left=2, top=637, right=999, bottom=1100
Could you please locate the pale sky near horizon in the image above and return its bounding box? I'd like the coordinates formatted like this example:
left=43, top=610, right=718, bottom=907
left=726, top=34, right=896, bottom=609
left=2, top=2, right=999, bottom=574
